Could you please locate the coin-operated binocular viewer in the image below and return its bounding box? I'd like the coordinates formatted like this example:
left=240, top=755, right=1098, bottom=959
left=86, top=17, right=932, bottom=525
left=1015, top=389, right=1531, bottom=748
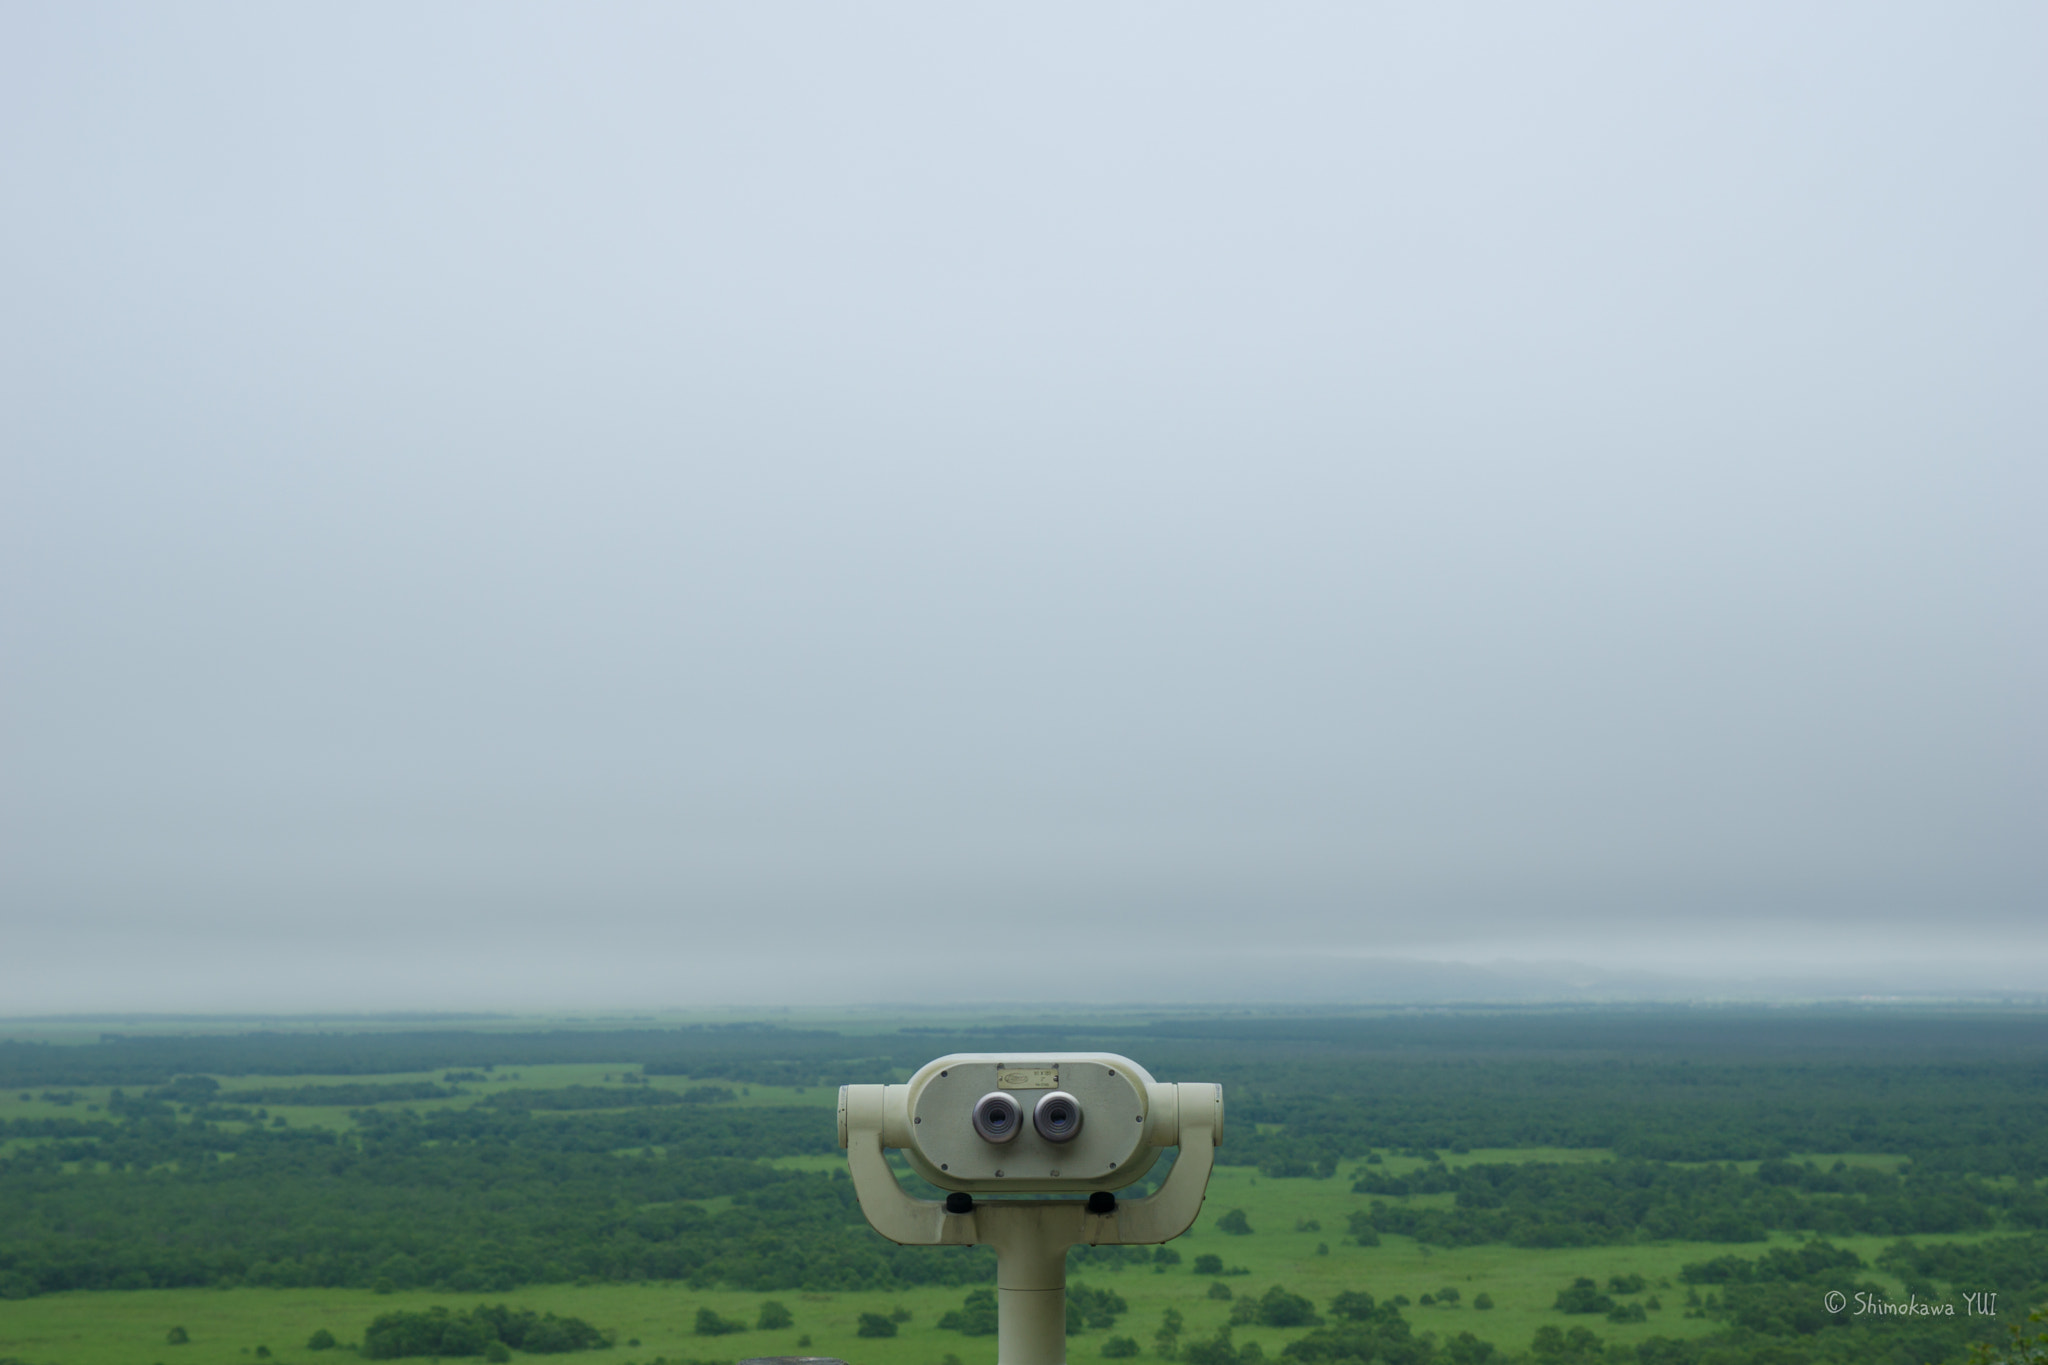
left=839, top=1054, right=1222, bottom=1365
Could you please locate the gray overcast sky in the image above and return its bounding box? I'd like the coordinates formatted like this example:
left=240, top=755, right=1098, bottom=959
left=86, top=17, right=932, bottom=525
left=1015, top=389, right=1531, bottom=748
left=3, top=4, right=2043, bottom=1012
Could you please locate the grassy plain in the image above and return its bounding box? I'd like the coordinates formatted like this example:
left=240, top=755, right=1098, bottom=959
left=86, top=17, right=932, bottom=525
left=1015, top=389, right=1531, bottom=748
left=0, top=1127, right=1994, bottom=1365
left=9, top=1010, right=2042, bottom=1365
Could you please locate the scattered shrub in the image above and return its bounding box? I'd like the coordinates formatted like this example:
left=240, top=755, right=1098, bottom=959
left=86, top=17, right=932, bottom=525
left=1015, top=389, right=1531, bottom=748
left=1553, top=1279, right=1616, bottom=1315
left=1530, top=1325, right=1606, bottom=1361
left=1343, top=1212, right=1382, bottom=1246
left=694, top=1308, right=745, bottom=1337
left=1329, top=1292, right=1376, bottom=1321
left=1255, top=1287, right=1322, bottom=1328
left=363, top=1305, right=607, bottom=1359
left=1068, top=1283, right=1130, bottom=1333
left=939, top=1289, right=997, bottom=1336
left=1181, top=1325, right=1262, bottom=1365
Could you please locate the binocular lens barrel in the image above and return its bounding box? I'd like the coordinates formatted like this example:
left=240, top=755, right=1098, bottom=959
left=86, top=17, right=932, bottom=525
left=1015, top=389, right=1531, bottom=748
left=1033, top=1090, right=1084, bottom=1143
left=971, top=1091, right=1023, bottom=1143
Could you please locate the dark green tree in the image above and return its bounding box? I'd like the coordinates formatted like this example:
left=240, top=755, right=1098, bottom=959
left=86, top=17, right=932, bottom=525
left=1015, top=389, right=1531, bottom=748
left=1252, top=1286, right=1321, bottom=1328
left=1552, top=1278, right=1615, bottom=1314
left=694, top=1307, right=745, bottom=1337
left=938, top=1289, right=997, bottom=1336
left=1327, top=1291, right=1375, bottom=1321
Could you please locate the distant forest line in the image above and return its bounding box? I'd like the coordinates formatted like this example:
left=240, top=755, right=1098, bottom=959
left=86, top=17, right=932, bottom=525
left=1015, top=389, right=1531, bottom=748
left=6, top=1009, right=2045, bottom=1176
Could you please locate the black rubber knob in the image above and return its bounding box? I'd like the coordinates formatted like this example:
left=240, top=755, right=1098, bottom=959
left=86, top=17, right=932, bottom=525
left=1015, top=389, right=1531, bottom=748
left=945, top=1192, right=975, bottom=1215
left=1086, top=1190, right=1117, bottom=1215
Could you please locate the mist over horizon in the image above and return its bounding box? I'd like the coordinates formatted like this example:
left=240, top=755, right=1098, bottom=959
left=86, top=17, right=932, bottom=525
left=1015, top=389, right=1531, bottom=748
left=4, top=5, right=2043, bottom=1017
left=5, top=946, right=2045, bottom=1021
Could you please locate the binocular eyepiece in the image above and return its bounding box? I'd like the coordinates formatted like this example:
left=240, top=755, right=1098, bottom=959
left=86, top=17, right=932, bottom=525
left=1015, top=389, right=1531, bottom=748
left=971, top=1091, right=1022, bottom=1142
left=1033, top=1090, right=1083, bottom=1143
left=972, top=1089, right=1085, bottom=1144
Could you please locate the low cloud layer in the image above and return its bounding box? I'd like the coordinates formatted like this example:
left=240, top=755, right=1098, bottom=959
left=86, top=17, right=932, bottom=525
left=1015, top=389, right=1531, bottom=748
left=3, top=5, right=2042, bottom=1012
